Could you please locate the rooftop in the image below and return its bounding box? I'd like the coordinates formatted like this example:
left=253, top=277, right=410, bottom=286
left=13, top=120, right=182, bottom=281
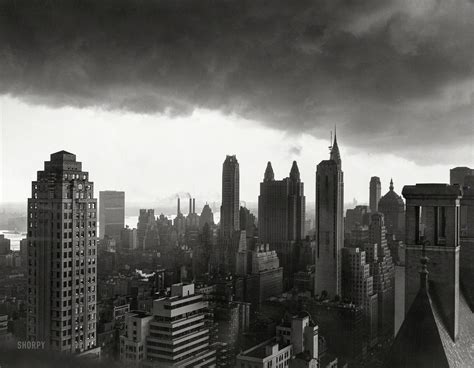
left=239, top=338, right=290, bottom=360
left=402, top=183, right=462, bottom=198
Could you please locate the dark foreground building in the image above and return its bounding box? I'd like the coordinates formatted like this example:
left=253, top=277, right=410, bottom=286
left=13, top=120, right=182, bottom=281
left=387, top=183, right=474, bottom=367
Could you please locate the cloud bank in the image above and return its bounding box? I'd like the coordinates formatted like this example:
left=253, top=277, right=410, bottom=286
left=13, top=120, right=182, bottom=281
left=0, top=0, right=473, bottom=163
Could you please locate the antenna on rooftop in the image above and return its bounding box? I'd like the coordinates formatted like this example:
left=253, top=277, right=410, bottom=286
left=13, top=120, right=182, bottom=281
left=328, top=130, right=333, bottom=153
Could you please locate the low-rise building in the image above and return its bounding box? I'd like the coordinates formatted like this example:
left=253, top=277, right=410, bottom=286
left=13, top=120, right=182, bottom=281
left=236, top=314, right=319, bottom=368
left=144, top=283, right=216, bottom=367
left=120, top=310, right=153, bottom=367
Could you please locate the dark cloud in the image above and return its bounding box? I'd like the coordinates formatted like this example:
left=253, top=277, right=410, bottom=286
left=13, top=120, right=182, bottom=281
left=289, top=145, right=302, bottom=157
left=0, top=0, right=473, bottom=163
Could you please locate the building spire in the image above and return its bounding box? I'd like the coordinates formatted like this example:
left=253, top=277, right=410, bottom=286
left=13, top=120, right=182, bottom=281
left=264, top=161, right=275, bottom=182
left=330, top=126, right=341, bottom=167
left=289, top=160, right=300, bottom=181
left=390, top=178, right=394, bottom=191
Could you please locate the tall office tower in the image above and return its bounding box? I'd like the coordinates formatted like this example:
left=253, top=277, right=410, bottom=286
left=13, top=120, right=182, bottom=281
left=137, top=209, right=156, bottom=249
left=344, top=205, right=370, bottom=245
left=378, top=179, right=405, bottom=242
left=120, top=226, right=138, bottom=251
left=236, top=243, right=283, bottom=308
left=220, top=155, right=240, bottom=238
left=258, top=161, right=305, bottom=243
left=239, top=206, right=257, bottom=238
left=144, top=283, right=216, bottom=367
left=450, top=166, right=473, bottom=186
left=369, top=177, right=381, bottom=213
left=315, top=133, right=344, bottom=298
left=98, top=191, right=124, bottom=241
left=342, top=247, right=379, bottom=346
left=27, top=151, right=99, bottom=354
left=0, top=234, right=11, bottom=254
left=366, top=212, right=395, bottom=338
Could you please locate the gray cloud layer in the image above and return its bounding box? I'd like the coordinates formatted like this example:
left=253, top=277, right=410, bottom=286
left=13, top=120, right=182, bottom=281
left=1, top=0, right=473, bottom=163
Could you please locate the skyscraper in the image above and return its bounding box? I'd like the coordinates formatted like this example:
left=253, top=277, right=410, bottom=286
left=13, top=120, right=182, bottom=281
left=315, top=132, right=344, bottom=298
left=199, top=203, right=215, bottom=229
left=366, top=212, right=395, bottom=338
left=220, top=155, right=240, bottom=238
left=137, top=209, right=156, bottom=249
left=342, top=247, right=379, bottom=346
left=27, top=151, right=99, bottom=354
left=99, top=190, right=125, bottom=241
left=258, top=161, right=305, bottom=243
left=369, top=177, right=381, bottom=213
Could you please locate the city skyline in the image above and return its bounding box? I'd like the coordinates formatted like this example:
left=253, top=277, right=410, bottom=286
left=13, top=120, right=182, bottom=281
left=1, top=1, right=474, bottom=367
left=0, top=97, right=465, bottom=208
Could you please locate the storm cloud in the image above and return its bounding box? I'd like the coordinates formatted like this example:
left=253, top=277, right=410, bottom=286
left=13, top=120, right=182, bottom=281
left=0, top=0, right=473, bottom=162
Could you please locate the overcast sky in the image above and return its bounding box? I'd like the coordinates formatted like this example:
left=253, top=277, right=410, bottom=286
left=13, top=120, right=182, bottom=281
left=0, top=0, right=473, bottom=210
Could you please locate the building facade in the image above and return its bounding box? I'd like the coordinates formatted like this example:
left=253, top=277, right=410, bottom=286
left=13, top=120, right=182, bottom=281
left=258, top=161, right=305, bottom=244
left=144, top=283, right=216, bottom=367
left=236, top=314, right=318, bottom=368
left=27, top=151, right=99, bottom=354
left=378, top=179, right=405, bottom=242
left=220, top=155, right=240, bottom=238
left=0, top=234, right=11, bottom=254
left=366, top=212, right=395, bottom=338
left=120, top=310, right=153, bottom=367
left=199, top=203, right=215, bottom=229
left=342, top=247, right=379, bottom=346
left=388, top=183, right=474, bottom=367
left=369, top=177, right=381, bottom=213
left=99, top=190, right=125, bottom=241
left=120, top=226, right=138, bottom=251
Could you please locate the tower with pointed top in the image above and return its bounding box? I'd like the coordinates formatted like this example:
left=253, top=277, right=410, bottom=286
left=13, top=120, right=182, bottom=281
left=315, top=132, right=344, bottom=298
left=264, top=161, right=275, bottom=182
left=258, top=161, right=305, bottom=244
left=258, top=161, right=305, bottom=285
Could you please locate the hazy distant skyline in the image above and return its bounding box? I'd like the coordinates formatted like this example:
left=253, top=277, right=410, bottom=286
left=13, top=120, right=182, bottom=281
left=0, top=0, right=473, bottom=207
left=0, top=96, right=462, bottom=208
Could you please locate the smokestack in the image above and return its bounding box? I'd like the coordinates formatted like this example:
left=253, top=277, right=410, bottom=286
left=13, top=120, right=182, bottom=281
left=189, top=198, right=192, bottom=215
left=193, top=198, right=195, bottom=214
left=177, top=197, right=181, bottom=215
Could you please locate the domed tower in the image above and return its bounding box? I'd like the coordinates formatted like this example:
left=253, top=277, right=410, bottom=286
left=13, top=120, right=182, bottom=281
left=378, top=179, right=405, bottom=242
